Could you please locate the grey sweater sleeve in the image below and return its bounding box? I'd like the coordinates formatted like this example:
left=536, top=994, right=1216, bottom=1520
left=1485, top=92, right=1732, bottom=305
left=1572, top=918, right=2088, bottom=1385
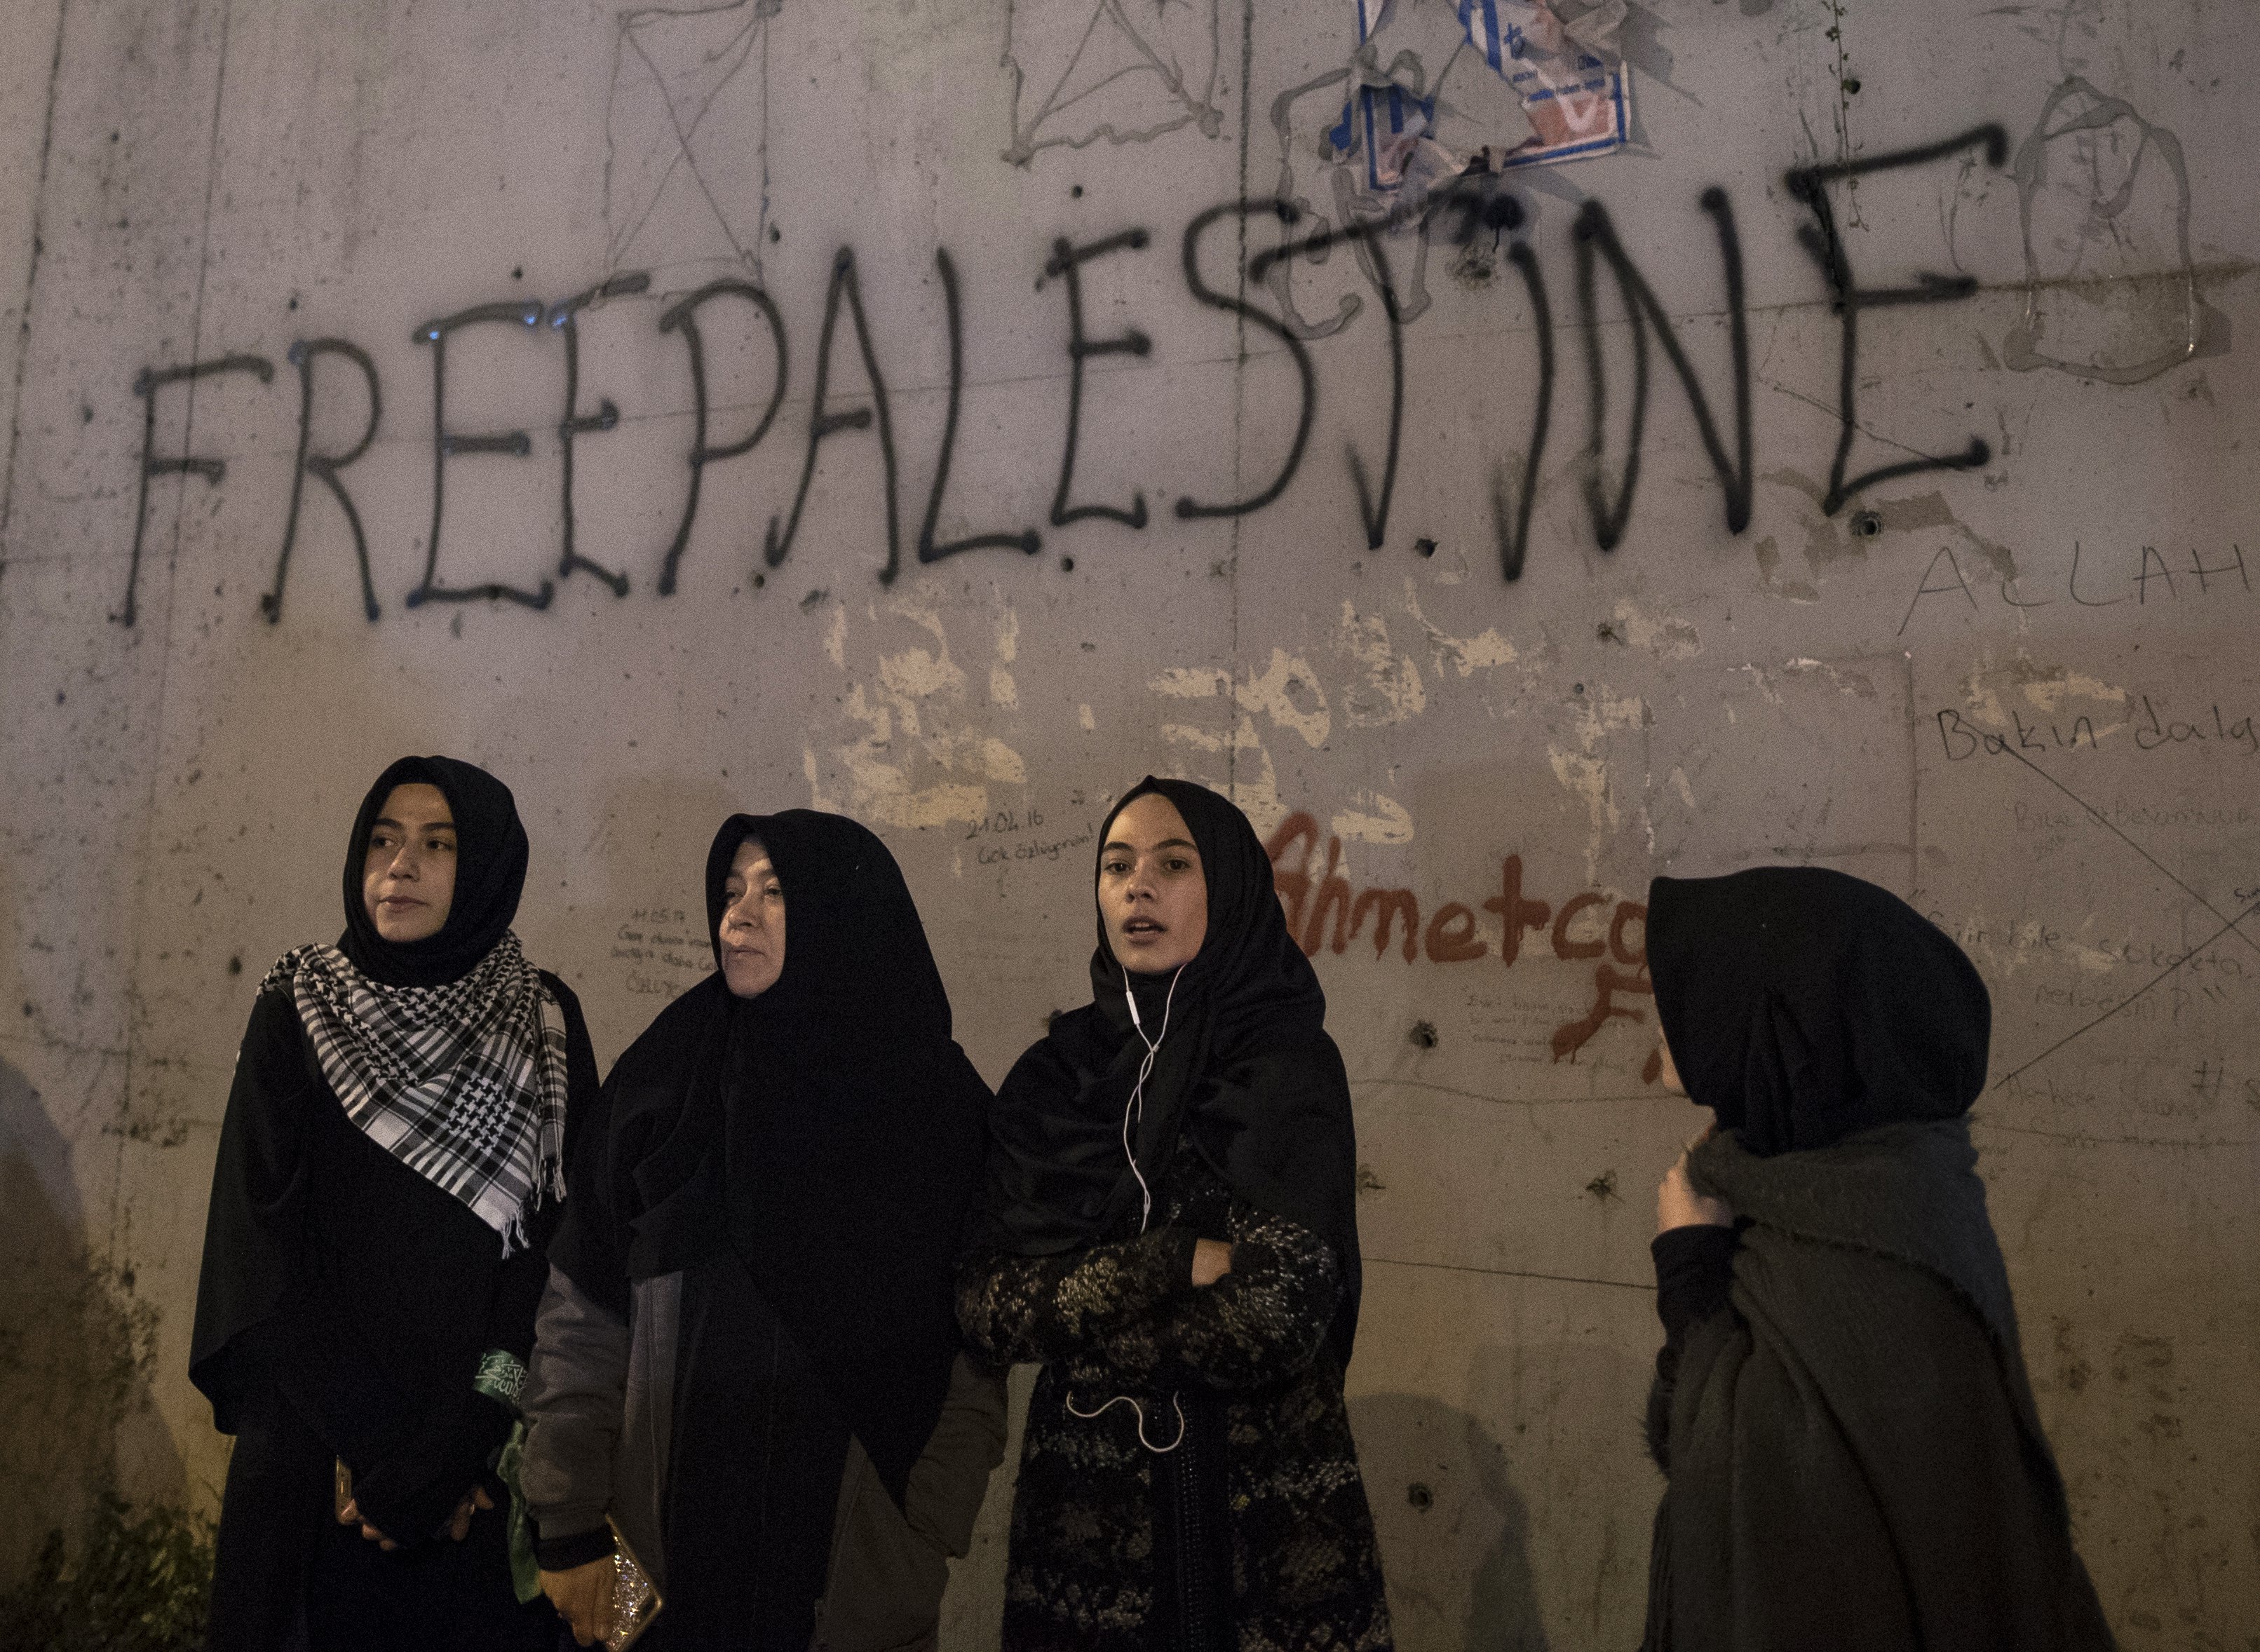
left=520, top=1264, right=628, bottom=1562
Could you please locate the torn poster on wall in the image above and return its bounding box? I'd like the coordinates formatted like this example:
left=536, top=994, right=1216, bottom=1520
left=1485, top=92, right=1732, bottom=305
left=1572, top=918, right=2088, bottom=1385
left=1331, top=0, right=1631, bottom=195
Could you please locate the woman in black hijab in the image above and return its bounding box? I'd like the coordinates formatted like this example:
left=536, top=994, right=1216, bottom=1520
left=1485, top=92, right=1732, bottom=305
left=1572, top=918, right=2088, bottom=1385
left=191, top=756, right=599, bottom=1651
left=521, top=811, right=1005, bottom=1651
left=1640, top=866, right=2116, bottom=1651
left=959, top=777, right=1393, bottom=1652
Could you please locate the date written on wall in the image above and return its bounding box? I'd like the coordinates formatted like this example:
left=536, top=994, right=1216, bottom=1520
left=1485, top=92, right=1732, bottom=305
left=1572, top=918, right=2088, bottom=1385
left=967, top=806, right=1097, bottom=868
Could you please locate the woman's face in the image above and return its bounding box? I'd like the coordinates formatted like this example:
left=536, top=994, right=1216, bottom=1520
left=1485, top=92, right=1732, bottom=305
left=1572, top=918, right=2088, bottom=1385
left=1098, top=792, right=1208, bottom=975
left=362, top=783, right=457, bottom=943
left=718, top=837, right=787, bottom=998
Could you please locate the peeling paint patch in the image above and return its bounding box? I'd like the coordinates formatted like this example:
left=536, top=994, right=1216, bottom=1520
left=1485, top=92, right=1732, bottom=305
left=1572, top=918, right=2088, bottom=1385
left=1548, top=748, right=1619, bottom=882
left=1148, top=650, right=1332, bottom=748
left=877, top=607, right=965, bottom=702
left=1159, top=716, right=1290, bottom=835
left=1331, top=791, right=1414, bottom=845
left=1766, top=471, right=2017, bottom=583
left=1957, top=655, right=2130, bottom=743
left=1609, top=598, right=1699, bottom=660
left=805, top=743, right=989, bottom=831
left=1753, top=536, right=1820, bottom=603
left=1780, top=658, right=1879, bottom=698
left=1337, top=603, right=1427, bottom=726
left=1402, top=585, right=1519, bottom=679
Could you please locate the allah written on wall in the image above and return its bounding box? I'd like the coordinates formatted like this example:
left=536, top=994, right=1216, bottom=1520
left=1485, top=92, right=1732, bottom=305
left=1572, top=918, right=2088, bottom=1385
left=0, top=0, right=2254, bottom=1645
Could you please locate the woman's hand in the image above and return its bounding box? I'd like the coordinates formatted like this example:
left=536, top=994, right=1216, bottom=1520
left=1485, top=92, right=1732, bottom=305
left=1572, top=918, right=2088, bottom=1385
left=542, top=1555, right=616, bottom=1648
left=338, top=1496, right=399, bottom=1551
left=343, top=1482, right=491, bottom=1549
left=445, top=1483, right=494, bottom=1541
left=1191, top=1238, right=1234, bottom=1287
left=1657, top=1139, right=1734, bottom=1235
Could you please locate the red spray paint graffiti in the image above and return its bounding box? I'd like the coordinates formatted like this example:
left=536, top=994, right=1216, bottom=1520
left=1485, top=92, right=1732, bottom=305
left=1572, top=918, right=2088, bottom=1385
left=1264, top=813, right=1656, bottom=1067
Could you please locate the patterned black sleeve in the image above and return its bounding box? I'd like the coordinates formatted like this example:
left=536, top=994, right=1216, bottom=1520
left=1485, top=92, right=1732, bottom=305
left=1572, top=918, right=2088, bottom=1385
left=954, top=1225, right=1200, bottom=1366
left=1096, top=1200, right=1339, bottom=1390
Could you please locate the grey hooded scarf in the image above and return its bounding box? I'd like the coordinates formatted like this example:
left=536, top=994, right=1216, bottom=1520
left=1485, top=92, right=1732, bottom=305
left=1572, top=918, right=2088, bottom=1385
left=1640, top=867, right=2116, bottom=1652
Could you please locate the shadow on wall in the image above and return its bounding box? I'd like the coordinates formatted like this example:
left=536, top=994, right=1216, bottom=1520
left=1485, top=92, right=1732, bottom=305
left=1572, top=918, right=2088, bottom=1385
left=1351, top=1391, right=1550, bottom=1652
left=0, top=1056, right=184, bottom=1587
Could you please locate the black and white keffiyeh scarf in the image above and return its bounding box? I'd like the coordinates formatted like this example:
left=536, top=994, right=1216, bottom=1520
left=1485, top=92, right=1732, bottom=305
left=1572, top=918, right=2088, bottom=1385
left=261, top=932, right=569, bottom=1254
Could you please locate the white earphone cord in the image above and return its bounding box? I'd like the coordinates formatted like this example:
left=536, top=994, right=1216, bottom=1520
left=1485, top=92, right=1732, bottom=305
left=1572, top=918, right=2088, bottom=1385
left=1071, top=961, right=1192, bottom=1456
left=1121, top=962, right=1185, bottom=1235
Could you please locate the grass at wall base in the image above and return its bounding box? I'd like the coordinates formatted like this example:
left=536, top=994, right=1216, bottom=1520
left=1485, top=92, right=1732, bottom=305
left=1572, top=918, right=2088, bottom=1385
left=0, top=1494, right=212, bottom=1651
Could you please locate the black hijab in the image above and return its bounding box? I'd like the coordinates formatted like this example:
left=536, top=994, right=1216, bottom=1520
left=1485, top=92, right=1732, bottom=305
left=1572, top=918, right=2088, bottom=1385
left=973, top=776, right=1364, bottom=1369
left=1646, top=867, right=1991, bottom=1156
left=549, top=810, right=989, bottom=1503
left=341, top=754, right=530, bottom=987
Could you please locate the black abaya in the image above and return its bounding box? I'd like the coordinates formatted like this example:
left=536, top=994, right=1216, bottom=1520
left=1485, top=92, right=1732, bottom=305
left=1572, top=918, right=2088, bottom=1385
left=190, top=758, right=595, bottom=1651
left=546, top=809, right=991, bottom=1648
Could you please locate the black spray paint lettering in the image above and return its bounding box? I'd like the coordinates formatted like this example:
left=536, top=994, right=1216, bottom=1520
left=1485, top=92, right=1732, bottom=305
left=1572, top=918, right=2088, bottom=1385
left=1402, top=180, right=1550, bottom=580
left=655, top=278, right=790, bottom=596
left=1787, top=124, right=2007, bottom=515
left=1491, top=243, right=1555, bottom=583
left=765, top=248, right=902, bottom=584
left=1043, top=229, right=1153, bottom=530
left=551, top=270, right=652, bottom=597
left=267, top=339, right=380, bottom=624
left=920, top=247, right=1043, bottom=567
left=1571, top=190, right=1752, bottom=550
left=112, top=121, right=2042, bottom=625
left=1176, top=200, right=1315, bottom=522
left=410, top=300, right=551, bottom=609
left=1250, top=215, right=1402, bottom=551
left=121, top=353, right=275, bottom=627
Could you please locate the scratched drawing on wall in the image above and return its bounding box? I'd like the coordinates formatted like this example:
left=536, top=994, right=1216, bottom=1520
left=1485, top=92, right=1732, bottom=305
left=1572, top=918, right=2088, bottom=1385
left=1000, top=0, right=1225, bottom=165
left=604, top=0, right=780, bottom=281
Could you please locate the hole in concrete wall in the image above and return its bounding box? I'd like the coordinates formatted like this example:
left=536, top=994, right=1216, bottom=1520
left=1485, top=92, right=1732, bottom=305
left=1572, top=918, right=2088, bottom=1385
left=1850, top=509, right=1883, bottom=538
left=1585, top=1170, right=1618, bottom=1200
left=1406, top=1482, right=1434, bottom=1511
left=1408, top=1020, right=1437, bottom=1048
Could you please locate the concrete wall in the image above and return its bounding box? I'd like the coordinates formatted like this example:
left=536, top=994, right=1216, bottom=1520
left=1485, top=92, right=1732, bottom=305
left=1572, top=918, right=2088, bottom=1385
left=1, top=1, right=2254, bottom=1644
